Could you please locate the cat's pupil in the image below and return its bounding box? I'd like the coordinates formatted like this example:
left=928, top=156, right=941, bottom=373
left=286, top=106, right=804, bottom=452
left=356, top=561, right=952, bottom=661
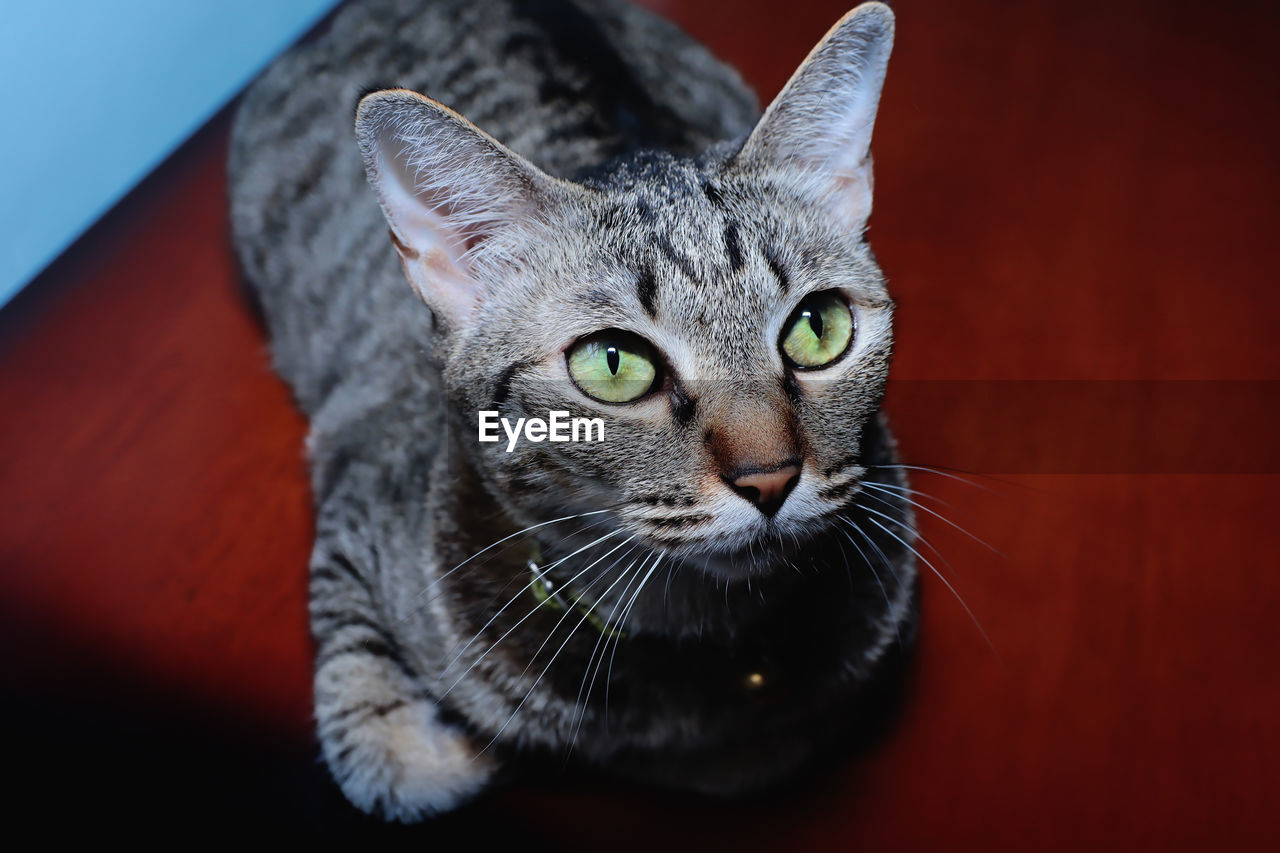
left=806, top=308, right=824, bottom=339
left=606, top=346, right=620, bottom=375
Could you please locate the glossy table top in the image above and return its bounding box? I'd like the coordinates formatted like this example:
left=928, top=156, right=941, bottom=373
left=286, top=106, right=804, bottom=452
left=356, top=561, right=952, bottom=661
left=1, top=0, right=1276, bottom=845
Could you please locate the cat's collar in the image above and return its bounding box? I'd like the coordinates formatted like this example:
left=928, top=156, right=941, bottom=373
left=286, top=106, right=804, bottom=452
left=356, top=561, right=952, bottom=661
left=527, top=544, right=627, bottom=640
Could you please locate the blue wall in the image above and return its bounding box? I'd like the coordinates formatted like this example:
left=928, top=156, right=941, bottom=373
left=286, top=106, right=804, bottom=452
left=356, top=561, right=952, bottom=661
left=0, top=0, right=341, bottom=308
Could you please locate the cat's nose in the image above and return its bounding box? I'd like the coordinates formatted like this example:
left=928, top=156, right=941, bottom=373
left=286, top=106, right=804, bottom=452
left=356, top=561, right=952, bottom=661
left=728, top=463, right=801, bottom=518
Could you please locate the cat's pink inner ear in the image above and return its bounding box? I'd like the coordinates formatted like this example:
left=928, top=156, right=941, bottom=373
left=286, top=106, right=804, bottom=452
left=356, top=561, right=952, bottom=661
left=738, top=2, right=894, bottom=229
left=372, top=138, right=482, bottom=325
left=356, top=90, right=549, bottom=329
left=823, top=152, right=874, bottom=231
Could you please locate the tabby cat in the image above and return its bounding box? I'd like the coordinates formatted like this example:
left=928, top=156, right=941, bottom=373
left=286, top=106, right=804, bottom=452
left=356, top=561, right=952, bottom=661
left=230, top=0, right=917, bottom=820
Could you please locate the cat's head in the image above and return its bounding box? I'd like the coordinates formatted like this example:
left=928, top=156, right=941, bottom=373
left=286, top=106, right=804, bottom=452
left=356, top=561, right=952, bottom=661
left=356, top=4, right=895, bottom=577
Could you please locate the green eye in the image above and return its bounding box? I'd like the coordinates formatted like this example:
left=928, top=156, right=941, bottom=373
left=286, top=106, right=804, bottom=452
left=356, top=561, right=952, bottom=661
left=781, top=291, right=854, bottom=369
left=567, top=331, right=659, bottom=403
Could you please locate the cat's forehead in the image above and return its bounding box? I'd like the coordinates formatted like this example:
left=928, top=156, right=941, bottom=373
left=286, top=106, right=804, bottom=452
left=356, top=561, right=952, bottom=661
left=578, top=148, right=712, bottom=198
left=570, top=151, right=792, bottom=352
left=579, top=152, right=738, bottom=253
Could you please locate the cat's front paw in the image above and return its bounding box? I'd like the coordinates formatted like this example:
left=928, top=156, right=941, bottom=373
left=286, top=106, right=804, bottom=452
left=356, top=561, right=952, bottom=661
left=319, top=697, right=497, bottom=821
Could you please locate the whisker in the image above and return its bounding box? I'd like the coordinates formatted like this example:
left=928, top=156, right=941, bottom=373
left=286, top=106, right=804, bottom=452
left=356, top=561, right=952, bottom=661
left=474, top=517, right=628, bottom=625
left=567, top=551, right=657, bottom=750
left=509, top=543, right=641, bottom=686
left=860, top=482, right=1004, bottom=556
left=868, top=463, right=1002, bottom=495
left=438, top=529, right=627, bottom=687
left=602, top=553, right=665, bottom=720
left=836, top=524, right=901, bottom=648
left=838, top=515, right=903, bottom=590
left=403, top=508, right=615, bottom=616
left=662, top=554, right=676, bottom=606
left=853, top=499, right=957, bottom=575
left=570, top=554, right=668, bottom=757
left=863, top=513, right=996, bottom=655
left=476, top=549, right=648, bottom=757
left=858, top=479, right=962, bottom=513
left=870, top=463, right=1036, bottom=495
left=832, top=526, right=854, bottom=595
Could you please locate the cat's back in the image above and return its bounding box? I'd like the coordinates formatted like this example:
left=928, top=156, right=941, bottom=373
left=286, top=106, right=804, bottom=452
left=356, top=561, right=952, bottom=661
left=229, top=0, right=758, bottom=413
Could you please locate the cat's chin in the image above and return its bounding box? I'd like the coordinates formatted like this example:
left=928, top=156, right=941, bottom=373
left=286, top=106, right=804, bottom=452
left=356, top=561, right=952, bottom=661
left=675, top=534, right=810, bottom=582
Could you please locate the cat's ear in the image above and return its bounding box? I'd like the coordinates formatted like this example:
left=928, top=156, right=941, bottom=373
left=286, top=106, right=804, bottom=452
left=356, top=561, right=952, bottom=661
left=355, top=89, right=557, bottom=328
left=735, top=2, right=894, bottom=229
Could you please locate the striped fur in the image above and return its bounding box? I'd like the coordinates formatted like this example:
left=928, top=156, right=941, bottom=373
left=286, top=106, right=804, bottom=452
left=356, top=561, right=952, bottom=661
left=230, top=0, right=917, bottom=820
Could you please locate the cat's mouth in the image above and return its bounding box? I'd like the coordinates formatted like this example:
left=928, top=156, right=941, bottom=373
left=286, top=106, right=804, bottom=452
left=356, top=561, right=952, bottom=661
left=599, top=496, right=847, bottom=582
left=662, top=522, right=824, bottom=580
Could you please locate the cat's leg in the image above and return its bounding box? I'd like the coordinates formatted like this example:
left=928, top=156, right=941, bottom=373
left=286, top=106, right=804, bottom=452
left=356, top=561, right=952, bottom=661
left=309, top=541, right=496, bottom=820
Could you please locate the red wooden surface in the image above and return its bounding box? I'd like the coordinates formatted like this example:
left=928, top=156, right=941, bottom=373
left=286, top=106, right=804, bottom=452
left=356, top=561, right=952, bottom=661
left=1, top=0, right=1276, bottom=845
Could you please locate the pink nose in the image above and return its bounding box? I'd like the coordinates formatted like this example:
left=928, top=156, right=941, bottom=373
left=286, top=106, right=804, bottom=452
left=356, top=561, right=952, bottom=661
left=729, top=464, right=801, bottom=517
